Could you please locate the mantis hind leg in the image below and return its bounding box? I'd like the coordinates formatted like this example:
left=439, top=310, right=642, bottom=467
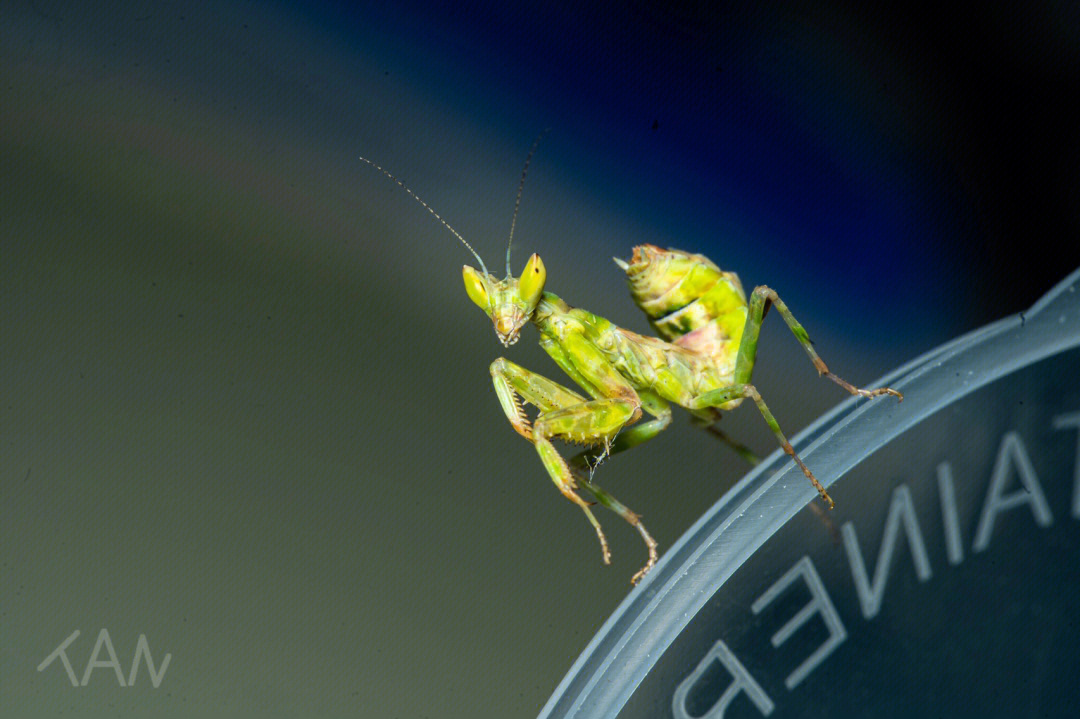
left=691, top=412, right=842, bottom=541
left=734, top=285, right=903, bottom=402
left=691, top=384, right=836, bottom=509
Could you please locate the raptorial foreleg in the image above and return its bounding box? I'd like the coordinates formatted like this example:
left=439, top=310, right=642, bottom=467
left=490, top=357, right=643, bottom=565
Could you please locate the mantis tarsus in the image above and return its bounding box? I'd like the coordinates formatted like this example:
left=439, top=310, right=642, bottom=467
left=361, top=140, right=902, bottom=584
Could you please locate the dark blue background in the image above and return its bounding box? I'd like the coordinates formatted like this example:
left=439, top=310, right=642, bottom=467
left=321, top=0, right=1080, bottom=338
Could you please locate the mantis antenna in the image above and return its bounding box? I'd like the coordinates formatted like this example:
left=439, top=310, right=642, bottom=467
left=359, top=156, right=490, bottom=278
left=505, top=129, right=550, bottom=277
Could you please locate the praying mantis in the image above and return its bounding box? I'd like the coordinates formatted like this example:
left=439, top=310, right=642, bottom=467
left=361, top=139, right=902, bottom=584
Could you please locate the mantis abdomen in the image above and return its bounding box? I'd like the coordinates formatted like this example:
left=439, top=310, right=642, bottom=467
left=618, top=245, right=749, bottom=370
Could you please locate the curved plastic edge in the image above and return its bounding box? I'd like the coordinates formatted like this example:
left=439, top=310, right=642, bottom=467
left=538, top=266, right=1080, bottom=719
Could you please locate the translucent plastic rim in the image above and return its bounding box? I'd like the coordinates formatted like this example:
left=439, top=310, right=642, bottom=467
left=539, top=266, right=1080, bottom=719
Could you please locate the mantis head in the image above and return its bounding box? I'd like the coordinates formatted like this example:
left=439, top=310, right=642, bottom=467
left=463, top=253, right=546, bottom=346
left=360, top=132, right=550, bottom=348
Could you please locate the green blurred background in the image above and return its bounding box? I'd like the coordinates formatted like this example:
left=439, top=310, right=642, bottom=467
left=2, top=2, right=1078, bottom=717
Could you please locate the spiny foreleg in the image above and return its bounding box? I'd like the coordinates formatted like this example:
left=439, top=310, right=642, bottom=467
left=490, top=357, right=643, bottom=567
left=491, top=357, right=586, bottom=441
left=735, top=285, right=903, bottom=401
left=691, top=383, right=836, bottom=508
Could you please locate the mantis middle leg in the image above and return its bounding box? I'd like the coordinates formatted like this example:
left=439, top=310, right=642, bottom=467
left=569, top=390, right=673, bottom=474
left=571, top=469, right=659, bottom=584
left=711, top=286, right=903, bottom=508
left=565, top=390, right=671, bottom=583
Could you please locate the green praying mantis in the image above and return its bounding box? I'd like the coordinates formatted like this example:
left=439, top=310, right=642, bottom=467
left=361, top=140, right=902, bottom=584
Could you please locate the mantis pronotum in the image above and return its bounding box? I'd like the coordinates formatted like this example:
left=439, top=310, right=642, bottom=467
left=361, top=139, right=902, bottom=584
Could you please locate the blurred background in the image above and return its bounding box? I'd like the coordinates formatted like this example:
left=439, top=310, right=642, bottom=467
left=2, top=1, right=1078, bottom=717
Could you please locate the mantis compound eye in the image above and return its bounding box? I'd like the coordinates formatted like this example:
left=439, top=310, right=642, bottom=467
left=462, top=265, right=491, bottom=310
left=518, top=253, right=546, bottom=307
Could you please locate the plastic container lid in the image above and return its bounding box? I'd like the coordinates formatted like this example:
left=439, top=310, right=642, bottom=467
left=540, top=267, right=1080, bottom=718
